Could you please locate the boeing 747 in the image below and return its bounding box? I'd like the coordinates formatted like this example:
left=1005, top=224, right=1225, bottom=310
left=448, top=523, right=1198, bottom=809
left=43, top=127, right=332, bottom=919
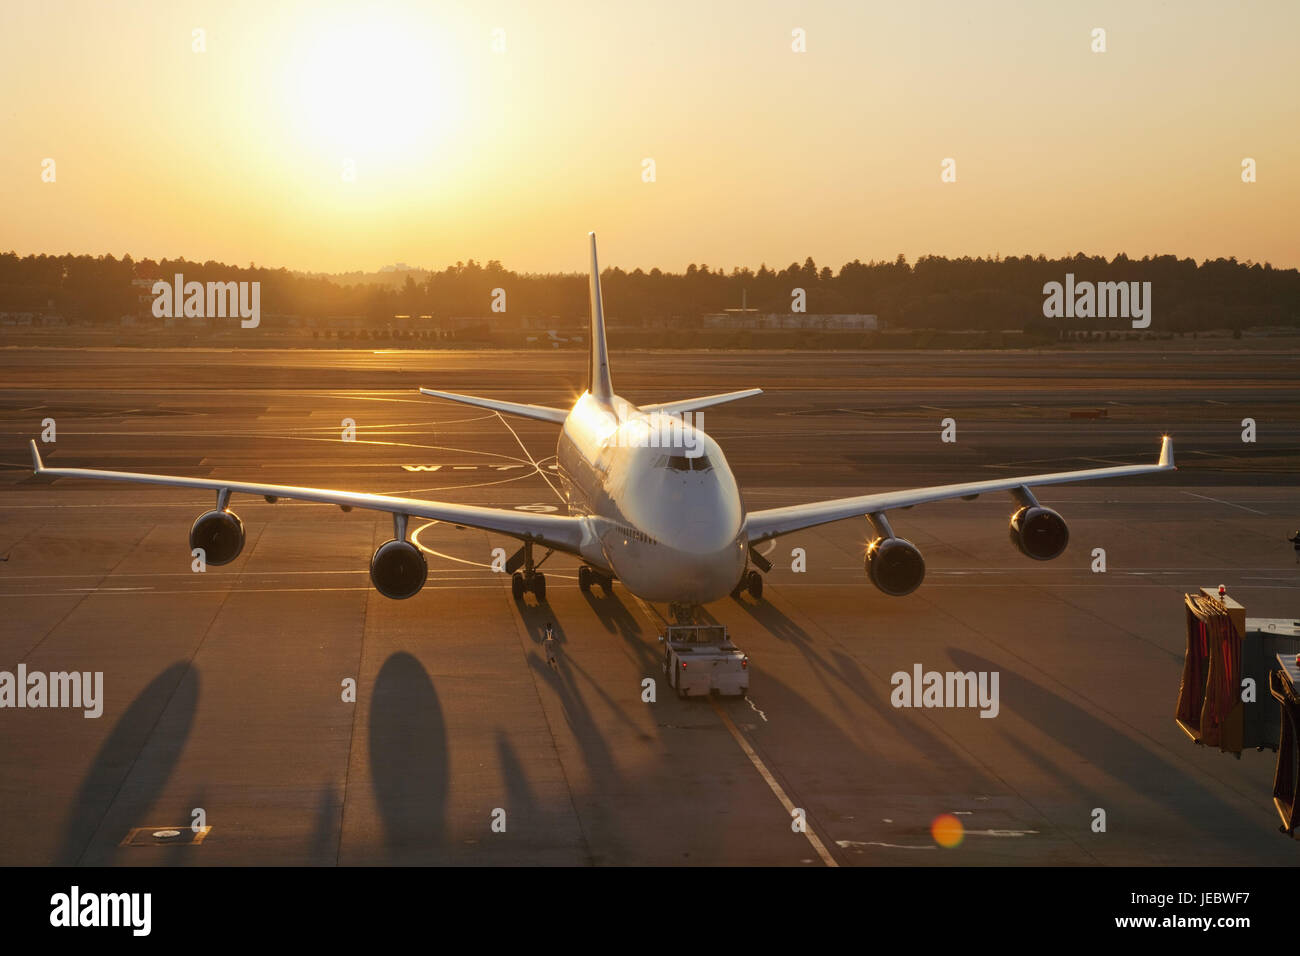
left=29, top=234, right=1175, bottom=611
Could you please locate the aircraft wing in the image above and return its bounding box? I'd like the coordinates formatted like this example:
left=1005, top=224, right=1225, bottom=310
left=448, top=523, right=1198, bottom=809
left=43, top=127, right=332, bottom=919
left=29, top=441, right=588, bottom=555
left=419, top=388, right=569, bottom=424
left=744, top=436, right=1174, bottom=543
left=639, top=388, right=763, bottom=417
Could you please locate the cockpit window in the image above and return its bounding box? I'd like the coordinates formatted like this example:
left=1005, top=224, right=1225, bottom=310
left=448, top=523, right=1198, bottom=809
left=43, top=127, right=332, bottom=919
left=658, top=454, right=712, bottom=472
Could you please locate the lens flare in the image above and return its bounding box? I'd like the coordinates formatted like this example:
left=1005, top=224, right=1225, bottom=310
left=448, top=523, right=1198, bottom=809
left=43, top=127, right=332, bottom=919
left=931, top=813, right=964, bottom=848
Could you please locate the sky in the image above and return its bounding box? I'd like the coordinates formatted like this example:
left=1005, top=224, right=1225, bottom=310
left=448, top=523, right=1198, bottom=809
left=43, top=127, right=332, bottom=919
left=1, top=0, right=1297, bottom=274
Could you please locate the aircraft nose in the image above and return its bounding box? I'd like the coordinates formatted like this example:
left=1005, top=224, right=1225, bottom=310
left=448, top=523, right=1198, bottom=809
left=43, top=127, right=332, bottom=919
left=669, top=494, right=742, bottom=554
left=653, top=480, right=745, bottom=602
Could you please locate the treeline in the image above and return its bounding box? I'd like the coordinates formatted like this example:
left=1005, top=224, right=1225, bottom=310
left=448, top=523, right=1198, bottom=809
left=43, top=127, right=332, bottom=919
left=1, top=250, right=1296, bottom=331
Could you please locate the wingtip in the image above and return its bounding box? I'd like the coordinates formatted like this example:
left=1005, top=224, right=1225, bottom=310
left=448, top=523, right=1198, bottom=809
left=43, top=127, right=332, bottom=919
left=1159, top=434, right=1175, bottom=469
left=29, top=439, right=43, bottom=473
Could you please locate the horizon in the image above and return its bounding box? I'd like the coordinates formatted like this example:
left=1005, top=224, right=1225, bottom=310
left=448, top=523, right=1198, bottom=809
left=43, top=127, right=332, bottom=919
left=5, top=247, right=1296, bottom=281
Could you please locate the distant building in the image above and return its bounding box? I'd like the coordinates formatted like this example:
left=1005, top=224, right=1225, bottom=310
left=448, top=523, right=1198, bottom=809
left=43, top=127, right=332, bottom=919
left=702, top=311, right=880, bottom=330
left=0, top=310, right=64, bottom=327
left=131, top=278, right=159, bottom=318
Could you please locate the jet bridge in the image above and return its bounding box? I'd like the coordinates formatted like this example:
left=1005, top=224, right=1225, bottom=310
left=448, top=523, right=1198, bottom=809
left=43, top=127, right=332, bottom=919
left=1175, top=588, right=1300, bottom=836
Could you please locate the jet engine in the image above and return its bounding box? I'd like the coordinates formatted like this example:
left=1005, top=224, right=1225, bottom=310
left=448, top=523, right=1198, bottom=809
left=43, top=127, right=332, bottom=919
left=189, top=509, right=245, bottom=566
left=865, top=536, right=926, bottom=596
left=370, top=539, right=428, bottom=600
left=1009, top=506, right=1069, bottom=560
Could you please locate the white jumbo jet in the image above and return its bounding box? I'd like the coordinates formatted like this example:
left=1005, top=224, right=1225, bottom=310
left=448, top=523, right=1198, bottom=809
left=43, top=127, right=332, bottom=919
left=29, top=233, right=1174, bottom=609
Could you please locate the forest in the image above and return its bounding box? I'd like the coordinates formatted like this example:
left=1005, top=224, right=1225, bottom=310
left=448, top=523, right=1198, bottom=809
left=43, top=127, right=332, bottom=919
left=1, top=250, right=1295, bottom=332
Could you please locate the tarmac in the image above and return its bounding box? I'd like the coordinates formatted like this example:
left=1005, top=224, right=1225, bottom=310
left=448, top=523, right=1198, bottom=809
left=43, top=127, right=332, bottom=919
left=0, top=345, right=1296, bottom=865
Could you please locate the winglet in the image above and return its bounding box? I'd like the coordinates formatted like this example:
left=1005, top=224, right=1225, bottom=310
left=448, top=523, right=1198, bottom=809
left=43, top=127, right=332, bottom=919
left=29, top=439, right=43, bottom=474
left=1158, top=435, right=1174, bottom=469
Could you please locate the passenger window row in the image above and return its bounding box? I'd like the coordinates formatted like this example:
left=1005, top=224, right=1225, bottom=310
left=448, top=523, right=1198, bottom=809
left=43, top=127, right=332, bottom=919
left=616, top=524, right=660, bottom=546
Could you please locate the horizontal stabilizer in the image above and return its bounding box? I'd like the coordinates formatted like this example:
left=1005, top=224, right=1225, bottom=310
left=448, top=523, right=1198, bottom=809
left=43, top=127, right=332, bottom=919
left=639, top=388, right=762, bottom=417
left=419, top=388, right=568, bottom=424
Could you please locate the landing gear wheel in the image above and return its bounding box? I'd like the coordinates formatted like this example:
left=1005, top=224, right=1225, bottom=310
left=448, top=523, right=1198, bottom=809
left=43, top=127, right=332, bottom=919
left=597, top=574, right=612, bottom=596
left=578, top=566, right=591, bottom=593
left=746, top=570, right=764, bottom=600
left=532, top=572, right=547, bottom=602
left=511, top=571, right=524, bottom=600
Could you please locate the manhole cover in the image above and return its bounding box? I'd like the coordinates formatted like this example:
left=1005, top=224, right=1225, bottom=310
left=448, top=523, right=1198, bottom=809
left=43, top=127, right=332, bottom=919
left=120, top=826, right=211, bottom=847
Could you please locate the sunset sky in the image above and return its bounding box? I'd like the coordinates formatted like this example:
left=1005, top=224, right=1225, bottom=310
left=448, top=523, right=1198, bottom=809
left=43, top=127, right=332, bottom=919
left=2, top=0, right=1297, bottom=273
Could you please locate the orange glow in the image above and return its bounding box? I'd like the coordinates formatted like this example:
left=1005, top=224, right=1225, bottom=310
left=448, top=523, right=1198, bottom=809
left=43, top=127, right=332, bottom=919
left=931, top=813, right=964, bottom=848
left=2, top=2, right=1296, bottom=272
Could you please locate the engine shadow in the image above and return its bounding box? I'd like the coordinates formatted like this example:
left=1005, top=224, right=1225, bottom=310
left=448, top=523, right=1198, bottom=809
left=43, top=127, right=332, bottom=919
left=368, top=651, right=448, bottom=861
left=55, top=660, right=199, bottom=865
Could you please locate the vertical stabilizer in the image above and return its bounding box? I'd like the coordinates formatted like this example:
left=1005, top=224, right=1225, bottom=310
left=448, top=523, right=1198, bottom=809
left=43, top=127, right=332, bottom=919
left=587, top=232, right=614, bottom=403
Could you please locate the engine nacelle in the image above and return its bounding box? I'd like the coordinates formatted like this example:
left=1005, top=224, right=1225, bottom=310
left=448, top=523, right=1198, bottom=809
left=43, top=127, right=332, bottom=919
left=370, top=539, right=428, bottom=600
left=189, top=509, right=245, bottom=566
left=1009, top=506, right=1069, bottom=561
left=865, top=536, right=926, bottom=596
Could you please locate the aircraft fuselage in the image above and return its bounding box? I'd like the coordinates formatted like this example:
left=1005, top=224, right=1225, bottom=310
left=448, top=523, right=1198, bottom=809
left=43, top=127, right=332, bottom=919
left=556, top=392, right=748, bottom=603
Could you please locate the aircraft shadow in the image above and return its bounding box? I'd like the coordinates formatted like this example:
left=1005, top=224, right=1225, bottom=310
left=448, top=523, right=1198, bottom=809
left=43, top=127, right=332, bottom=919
left=55, top=660, right=199, bottom=865
left=734, top=595, right=998, bottom=790
left=368, top=651, right=448, bottom=862
left=947, top=647, right=1275, bottom=850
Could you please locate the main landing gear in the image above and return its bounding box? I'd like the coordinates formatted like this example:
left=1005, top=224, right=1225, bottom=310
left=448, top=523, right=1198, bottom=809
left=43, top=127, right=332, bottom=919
left=578, top=565, right=614, bottom=595
left=512, top=569, right=546, bottom=601
left=508, top=540, right=550, bottom=603
left=731, top=569, right=764, bottom=601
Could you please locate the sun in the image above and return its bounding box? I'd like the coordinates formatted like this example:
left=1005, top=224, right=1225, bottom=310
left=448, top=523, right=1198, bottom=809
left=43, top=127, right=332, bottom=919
left=285, top=13, right=463, bottom=160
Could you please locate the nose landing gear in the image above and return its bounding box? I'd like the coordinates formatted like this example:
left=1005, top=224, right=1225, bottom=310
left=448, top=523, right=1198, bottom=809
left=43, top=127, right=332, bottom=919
left=578, top=565, right=614, bottom=595
left=731, top=568, right=764, bottom=601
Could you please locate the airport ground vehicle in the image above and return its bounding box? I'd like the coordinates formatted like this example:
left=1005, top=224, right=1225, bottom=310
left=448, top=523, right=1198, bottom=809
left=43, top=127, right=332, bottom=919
left=660, top=624, right=749, bottom=698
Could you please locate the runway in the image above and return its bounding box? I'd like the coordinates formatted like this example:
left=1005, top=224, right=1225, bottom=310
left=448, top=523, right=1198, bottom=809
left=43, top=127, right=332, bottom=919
left=1, top=346, right=1297, bottom=865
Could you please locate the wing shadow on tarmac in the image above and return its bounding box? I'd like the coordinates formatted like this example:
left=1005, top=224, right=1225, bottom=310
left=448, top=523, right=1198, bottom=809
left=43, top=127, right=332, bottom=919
left=368, top=651, right=448, bottom=862
left=493, top=732, right=590, bottom=864
left=947, top=647, right=1284, bottom=856
left=733, top=596, right=999, bottom=791
left=55, top=661, right=199, bottom=865
left=308, top=779, right=341, bottom=865
left=582, top=590, right=643, bottom=640
left=580, top=590, right=659, bottom=672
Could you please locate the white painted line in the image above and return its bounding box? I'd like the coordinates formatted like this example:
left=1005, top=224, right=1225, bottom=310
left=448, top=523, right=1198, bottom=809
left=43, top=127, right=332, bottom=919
left=710, top=698, right=838, bottom=867
left=1181, top=491, right=1267, bottom=515
left=0, top=585, right=510, bottom=597
left=837, top=839, right=934, bottom=851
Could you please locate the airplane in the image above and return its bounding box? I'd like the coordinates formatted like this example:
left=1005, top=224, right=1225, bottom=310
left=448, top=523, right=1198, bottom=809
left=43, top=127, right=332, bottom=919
left=29, top=233, right=1175, bottom=615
